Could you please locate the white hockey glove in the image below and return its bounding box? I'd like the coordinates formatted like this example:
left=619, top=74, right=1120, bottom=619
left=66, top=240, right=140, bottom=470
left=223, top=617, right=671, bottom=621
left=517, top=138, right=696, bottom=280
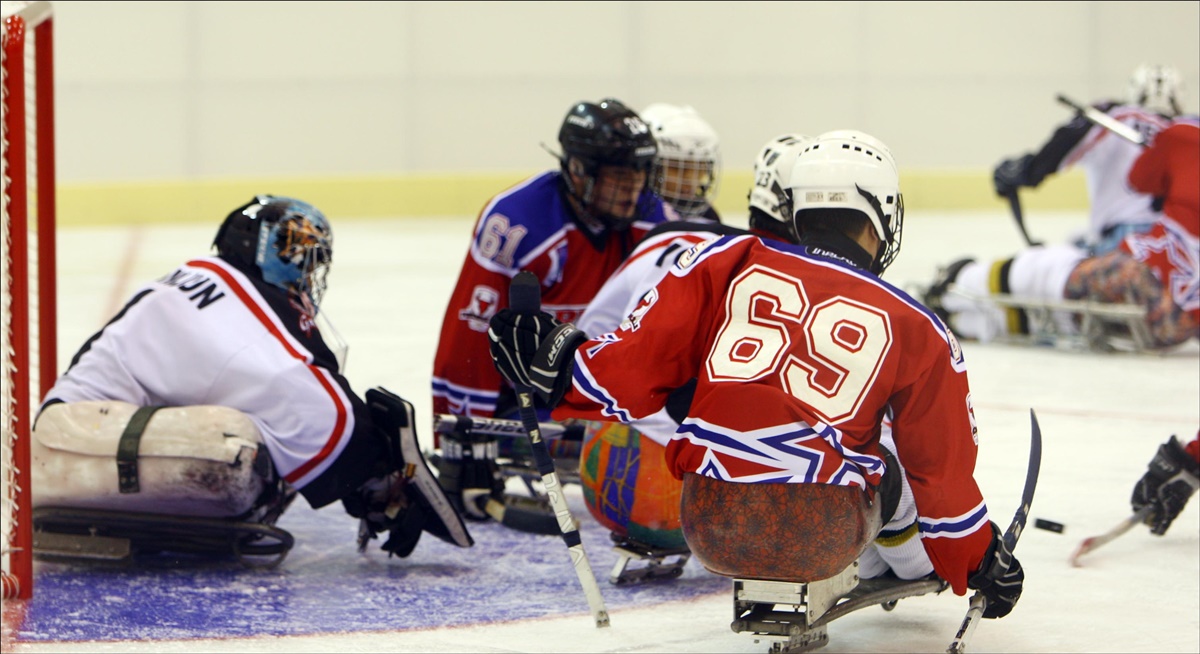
left=1132, top=435, right=1200, bottom=536
left=488, top=308, right=587, bottom=408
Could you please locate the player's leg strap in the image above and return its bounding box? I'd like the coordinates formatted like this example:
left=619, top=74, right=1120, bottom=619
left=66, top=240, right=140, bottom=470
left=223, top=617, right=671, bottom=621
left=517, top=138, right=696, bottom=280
left=989, top=258, right=1030, bottom=336
left=116, top=406, right=164, bottom=494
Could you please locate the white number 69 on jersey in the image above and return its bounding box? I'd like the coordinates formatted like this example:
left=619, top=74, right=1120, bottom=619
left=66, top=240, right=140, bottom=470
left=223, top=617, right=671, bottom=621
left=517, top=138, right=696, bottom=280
left=706, top=265, right=893, bottom=425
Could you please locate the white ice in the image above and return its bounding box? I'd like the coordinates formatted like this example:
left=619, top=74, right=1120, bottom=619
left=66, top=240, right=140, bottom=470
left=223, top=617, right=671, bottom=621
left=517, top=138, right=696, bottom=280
left=5, top=209, right=1198, bottom=653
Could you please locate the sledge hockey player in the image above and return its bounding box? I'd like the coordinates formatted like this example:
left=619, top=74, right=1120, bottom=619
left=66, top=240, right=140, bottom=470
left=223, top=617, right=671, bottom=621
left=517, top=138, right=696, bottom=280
left=639, top=103, right=723, bottom=223
left=925, top=114, right=1198, bottom=351
left=992, top=63, right=1181, bottom=254
left=488, top=130, right=1024, bottom=620
left=1132, top=432, right=1200, bottom=536
left=567, top=133, right=811, bottom=582
left=430, top=98, right=676, bottom=520
left=31, top=195, right=473, bottom=563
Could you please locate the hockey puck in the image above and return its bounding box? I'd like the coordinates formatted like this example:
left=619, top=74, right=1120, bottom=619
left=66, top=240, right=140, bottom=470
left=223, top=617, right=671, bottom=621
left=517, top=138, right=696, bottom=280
left=1034, top=518, right=1065, bottom=534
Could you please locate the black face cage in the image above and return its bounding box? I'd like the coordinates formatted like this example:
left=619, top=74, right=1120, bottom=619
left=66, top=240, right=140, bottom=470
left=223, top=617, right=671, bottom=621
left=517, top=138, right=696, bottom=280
left=875, top=193, right=904, bottom=275
left=561, top=155, right=653, bottom=232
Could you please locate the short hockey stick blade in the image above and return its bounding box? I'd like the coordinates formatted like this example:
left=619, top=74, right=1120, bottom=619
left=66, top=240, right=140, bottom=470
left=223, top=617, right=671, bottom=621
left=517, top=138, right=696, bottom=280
left=508, top=271, right=611, bottom=628
left=1006, top=190, right=1041, bottom=247
left=1069, top=507, right=1151, bottom=567
left=947, top=409, right=1042, bottom=653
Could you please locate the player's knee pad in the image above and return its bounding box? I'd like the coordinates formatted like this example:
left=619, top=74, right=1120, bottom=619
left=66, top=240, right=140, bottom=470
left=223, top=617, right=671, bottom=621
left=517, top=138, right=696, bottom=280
left=579, top=420, right=685, bottom=549
left=31, top=401, right=273, bottom=519
left=680, top=473, right=881, bottom=582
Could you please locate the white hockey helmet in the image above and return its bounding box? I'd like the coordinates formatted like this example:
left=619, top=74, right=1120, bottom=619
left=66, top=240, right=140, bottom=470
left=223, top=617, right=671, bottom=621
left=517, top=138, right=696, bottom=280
left=1127, top=64, right=1182, bottom=116
left=748, top=133, right=813, bottom=227
left=788, top=129, right=903, bottom=274
left=639, top=103, right=721, bottom=216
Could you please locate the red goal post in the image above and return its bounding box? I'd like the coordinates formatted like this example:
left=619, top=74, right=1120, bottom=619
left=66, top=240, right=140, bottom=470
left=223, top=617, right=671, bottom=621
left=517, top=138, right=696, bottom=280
left=1, top=0, right=55, bottom=601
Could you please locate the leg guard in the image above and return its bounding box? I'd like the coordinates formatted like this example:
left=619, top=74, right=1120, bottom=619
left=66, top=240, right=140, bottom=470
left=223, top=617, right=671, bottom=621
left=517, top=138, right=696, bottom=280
left=681, top=473, right=880, bottom=582
left=364, top=387, right=473, bottom=550
left=943, top=245, right=1088, bottom=343
left=31, top=401, right=296, bottom=567
left=580, top=420, right=685, bottom=550
left=32, top=401, right=276, bottom=518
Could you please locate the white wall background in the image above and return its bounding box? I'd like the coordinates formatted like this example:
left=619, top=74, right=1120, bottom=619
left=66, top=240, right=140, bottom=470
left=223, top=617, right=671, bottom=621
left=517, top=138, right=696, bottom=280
left=52, top=1, right=1200, bottom=184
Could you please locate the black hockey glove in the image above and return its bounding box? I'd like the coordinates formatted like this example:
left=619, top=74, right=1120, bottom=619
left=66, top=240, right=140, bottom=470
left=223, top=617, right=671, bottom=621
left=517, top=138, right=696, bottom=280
left=1131, top=435, right=1200, bottom=536
left=342, top=472, right=424, bottom=558
left=967, top=521, right=1024, bottom=619
left=488, top=308, right=587, bottom=408
left=992, top=154, right=1034, bottom=198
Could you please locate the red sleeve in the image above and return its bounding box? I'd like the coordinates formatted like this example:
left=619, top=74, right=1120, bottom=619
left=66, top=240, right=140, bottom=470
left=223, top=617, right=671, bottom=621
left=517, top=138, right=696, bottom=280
left=888, top=321, right=992, bottom=595
left=1186, top=432, right=1200, bottom=464
left=1128, top=132, right=1169, bottom=198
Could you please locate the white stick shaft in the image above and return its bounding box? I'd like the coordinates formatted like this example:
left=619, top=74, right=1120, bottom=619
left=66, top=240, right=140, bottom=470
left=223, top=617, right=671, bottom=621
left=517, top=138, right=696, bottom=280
left=1056, top=94, right=1146, bottom=146
left=947, top=593, right=986, bottom=653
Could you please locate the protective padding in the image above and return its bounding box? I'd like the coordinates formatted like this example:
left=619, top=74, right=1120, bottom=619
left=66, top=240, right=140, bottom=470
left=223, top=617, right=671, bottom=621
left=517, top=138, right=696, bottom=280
left=681, top=472, right=881, bottom=582
left=579, top=421, right=685, bottom=549
left=32, top=402, right=266, bottom=518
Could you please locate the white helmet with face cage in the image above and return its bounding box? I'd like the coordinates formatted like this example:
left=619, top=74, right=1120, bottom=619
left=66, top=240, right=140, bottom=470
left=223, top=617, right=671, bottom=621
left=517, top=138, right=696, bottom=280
left=640, top=103, right=721, bottom=216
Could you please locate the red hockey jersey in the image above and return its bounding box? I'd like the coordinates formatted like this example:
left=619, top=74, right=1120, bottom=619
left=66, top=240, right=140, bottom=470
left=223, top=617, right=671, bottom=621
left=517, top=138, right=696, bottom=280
left=1125, top=118, right=1200, bottom=322
left=554, top=235, right=993, bottom=594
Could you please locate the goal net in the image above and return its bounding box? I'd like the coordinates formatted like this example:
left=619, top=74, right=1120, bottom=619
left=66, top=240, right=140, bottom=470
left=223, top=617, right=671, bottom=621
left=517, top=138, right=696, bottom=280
left=1, top=0, right=55, bottom=601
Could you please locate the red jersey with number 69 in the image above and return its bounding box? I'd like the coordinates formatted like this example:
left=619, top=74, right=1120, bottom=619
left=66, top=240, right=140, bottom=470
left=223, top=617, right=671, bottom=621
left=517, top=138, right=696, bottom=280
left=553, top=234, right=993, bottom=595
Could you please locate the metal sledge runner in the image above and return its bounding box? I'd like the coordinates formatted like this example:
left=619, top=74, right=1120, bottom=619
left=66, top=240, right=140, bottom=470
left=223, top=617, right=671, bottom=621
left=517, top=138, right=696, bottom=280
left=730, top=563, right=949, bottom=654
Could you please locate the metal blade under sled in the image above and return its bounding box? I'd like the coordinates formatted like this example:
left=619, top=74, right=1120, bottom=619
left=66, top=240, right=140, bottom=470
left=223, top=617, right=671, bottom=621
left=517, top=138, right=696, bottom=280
left=609, top=534, right=691, bottom=585
left=731, top=562, right=948, bottom=653
left=33, top=507, right=295, bottom=569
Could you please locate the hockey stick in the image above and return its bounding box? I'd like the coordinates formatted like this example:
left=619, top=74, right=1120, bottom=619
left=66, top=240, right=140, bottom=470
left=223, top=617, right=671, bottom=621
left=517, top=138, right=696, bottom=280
left=435, top=414, right=568, bottom=440
left=1069, top=506, right=1152, bottom=567
left=1056, top=94, right=1146, bottom=147
left=947, top=408, right=1042, bottom=654
left=433, top=415, right=580, bottom=536
left=1004, top=190, right=1041, bottom=247
left=507, top=270, right=611, bottom=628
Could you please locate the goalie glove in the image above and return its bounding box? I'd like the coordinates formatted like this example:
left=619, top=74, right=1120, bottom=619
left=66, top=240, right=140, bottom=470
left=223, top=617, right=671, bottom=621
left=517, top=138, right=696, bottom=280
left=488, top=308, right=588, bottom=408
left=967, top=521, right=1024, bottom=619
left=1132, top=435, right=1200, bottom=536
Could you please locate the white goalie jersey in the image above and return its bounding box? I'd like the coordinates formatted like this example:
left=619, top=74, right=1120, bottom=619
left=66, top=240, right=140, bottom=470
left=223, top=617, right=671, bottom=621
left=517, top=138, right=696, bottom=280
left=38, top=256, right=373, bottom=508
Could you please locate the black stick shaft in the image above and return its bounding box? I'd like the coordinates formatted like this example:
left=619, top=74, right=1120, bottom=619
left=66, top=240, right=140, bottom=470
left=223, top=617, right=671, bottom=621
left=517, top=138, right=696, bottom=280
left=507, top=271, right=610, bottom=628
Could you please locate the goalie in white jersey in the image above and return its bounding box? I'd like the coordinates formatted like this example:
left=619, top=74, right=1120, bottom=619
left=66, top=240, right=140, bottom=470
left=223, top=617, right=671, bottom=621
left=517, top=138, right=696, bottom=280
left=32, top=195, right=473, bottom=560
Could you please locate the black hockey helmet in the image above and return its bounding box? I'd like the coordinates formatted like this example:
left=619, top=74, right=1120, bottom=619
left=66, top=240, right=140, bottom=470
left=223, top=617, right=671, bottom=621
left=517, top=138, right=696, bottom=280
left=557, top=98, right=659, bottom=230
left=213, top=194, right=334, bottom=306
left=558, top=98, right=658, bottom=172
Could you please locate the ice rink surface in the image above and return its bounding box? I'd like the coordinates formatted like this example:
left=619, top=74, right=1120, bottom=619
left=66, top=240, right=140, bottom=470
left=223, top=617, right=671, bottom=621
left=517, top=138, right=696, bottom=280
left=3, top=208, right=1197, bottom=653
